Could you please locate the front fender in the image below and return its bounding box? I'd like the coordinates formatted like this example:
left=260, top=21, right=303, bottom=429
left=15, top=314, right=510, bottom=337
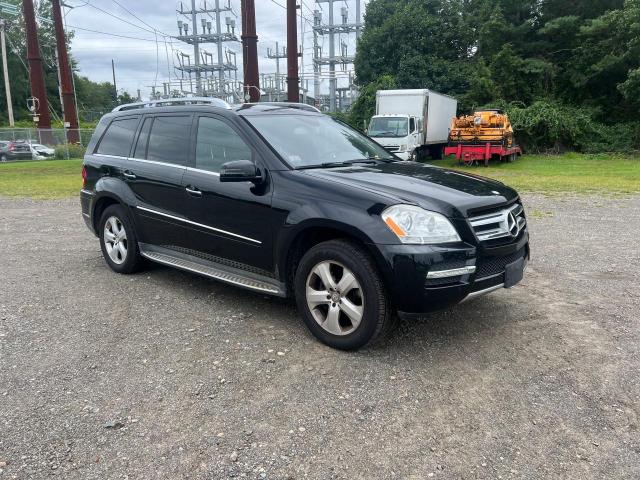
left=273, top=200, right=398, bottom=285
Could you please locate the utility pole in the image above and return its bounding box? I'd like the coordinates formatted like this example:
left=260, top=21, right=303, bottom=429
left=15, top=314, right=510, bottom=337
left=286, top=0, right=300, bottom=102
left=214, top=0, right=224, bottom=93
left=111, top=59, right=117, bottom=101
left=191, top=0, right=202, bottom=95
left=23, top=0, right=52, bottom=136
left=0, top=19, right=14, bottom=126
left=240, top=0, right=260, bottom=102
left=51, top=0, right=79, bottom=143
left=313, top=11, right=320, bottom=108
left=328, top=0, right=335, bottom=112
left=266, top=42, right=287, bottom=101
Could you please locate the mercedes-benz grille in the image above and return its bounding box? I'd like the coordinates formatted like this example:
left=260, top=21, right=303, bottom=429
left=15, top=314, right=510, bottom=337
left=468, top=203, right=526, bottom=242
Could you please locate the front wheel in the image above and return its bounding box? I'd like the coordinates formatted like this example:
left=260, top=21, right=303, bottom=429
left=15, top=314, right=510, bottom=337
left=429, top=145, right=444, bottom=160
left=294, top=240, right=394, bottom=350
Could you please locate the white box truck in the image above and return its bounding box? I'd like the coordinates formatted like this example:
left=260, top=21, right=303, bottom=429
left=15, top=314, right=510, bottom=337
left=368, top=89, right=457, bottom=161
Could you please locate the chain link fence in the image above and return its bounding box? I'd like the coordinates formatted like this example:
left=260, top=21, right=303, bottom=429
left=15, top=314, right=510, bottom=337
left=0, top=128, right=95, bottom=161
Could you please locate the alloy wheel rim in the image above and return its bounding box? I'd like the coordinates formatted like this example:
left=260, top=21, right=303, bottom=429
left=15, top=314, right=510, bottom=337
left=103, top=216, right=127, bottom=265
left=306, top=261, right=364, bottom=336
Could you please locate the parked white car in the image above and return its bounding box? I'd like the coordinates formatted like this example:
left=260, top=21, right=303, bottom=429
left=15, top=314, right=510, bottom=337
left=29, top=143, right=55, bottom=159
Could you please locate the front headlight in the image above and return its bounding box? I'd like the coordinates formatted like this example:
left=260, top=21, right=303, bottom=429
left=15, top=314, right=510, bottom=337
left=381, top=205, right=461, bottom=244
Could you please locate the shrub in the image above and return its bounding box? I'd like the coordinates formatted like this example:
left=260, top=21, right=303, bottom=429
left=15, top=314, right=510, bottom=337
left=54, top=143, right=86, bottom=159
left=484, top=100, right=637, bottom=153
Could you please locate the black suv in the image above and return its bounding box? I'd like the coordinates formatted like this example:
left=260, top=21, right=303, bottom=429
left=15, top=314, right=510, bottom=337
left=81, top=98, right=529, bottom=350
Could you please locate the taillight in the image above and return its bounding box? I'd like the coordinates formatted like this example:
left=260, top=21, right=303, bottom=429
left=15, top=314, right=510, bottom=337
left=82, top=165, right=87, bottom=188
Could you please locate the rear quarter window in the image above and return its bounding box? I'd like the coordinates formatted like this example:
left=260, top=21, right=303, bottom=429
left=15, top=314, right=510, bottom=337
left=95, top=117, right=140, bottom=157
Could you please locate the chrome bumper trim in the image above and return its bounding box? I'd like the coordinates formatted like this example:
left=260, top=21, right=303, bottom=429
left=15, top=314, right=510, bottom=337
left=462, top=283, right=504, bottom=302
left=426, top=265, right=476, bottom=279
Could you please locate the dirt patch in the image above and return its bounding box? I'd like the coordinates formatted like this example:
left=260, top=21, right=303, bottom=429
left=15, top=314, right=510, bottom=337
left=0, top=194, right=638, bottom=479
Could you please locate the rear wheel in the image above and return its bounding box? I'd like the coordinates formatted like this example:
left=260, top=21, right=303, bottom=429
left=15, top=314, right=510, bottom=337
left=0, top=154, right=7, bottom=162
left=98, top=204, right=143, bottom=274
left=294, top=239, right=394, bottom=350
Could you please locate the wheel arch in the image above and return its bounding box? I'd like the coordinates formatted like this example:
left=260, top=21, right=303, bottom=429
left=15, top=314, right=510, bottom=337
left=92, top=177, right=138, bottom=232
left=279, top=220, right=384, bottom=296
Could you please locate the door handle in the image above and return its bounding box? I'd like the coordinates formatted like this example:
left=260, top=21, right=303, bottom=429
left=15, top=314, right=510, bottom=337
left=123, top=170, right=136, bottom=180
left=185, top=186, right=202, bottom=197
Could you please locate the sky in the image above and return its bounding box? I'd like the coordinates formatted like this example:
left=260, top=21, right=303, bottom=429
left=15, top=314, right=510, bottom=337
left=62, top=0, right=367, bottom=100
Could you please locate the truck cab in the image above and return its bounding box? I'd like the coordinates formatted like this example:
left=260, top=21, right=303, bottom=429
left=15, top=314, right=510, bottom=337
left=368, top=114, right=421, bottom=160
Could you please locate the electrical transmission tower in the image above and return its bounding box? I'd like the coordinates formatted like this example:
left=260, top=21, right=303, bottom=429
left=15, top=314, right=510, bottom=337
left=313, top=0, right=362, bottom=112
left=174, top=0, right=239, bottom=100
left=266, top=42, right=287, bottom=101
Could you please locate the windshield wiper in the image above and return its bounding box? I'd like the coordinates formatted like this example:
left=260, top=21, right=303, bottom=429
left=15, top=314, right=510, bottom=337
left=371, top=130, right=398, bottom=136
left=296, top=159, right=378, bottom=170
left=296, top=162, right=349, bottom=170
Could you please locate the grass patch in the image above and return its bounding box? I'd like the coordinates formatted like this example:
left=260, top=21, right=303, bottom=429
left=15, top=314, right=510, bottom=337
left=0, top=153, right=638, bottom=199
left=0, top=159, right=82, bottom=199
left=429, top=152, right=640, bottom=194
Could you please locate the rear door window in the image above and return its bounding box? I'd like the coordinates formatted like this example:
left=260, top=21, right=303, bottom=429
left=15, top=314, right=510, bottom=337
left=146, top=115, right=192, bottom=166
left=96, top=117, right=140, bottom=157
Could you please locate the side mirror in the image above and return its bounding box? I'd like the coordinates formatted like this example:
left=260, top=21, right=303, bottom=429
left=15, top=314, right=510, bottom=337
left=220, top=160, right=263, bottom=184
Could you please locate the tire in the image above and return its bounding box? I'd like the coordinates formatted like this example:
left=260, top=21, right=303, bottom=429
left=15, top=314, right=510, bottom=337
left=294, top=239, right=394, bottom=350
left=430, top=145, right=443, bottom=160
left=98, top=204, right=143, bottom=274
left=0, top=154, right=7, bottom=162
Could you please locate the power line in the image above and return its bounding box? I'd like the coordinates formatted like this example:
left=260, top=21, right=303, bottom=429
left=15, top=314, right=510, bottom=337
left=109, top=0, right=173, bottom=37
left=65, top=25, right=164, bottom=43
left=83, top=0, right=169, bottom=38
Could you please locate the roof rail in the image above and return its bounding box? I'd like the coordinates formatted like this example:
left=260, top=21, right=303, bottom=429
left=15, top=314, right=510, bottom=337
left=242, top=102, right=321, bottom=113
left=112, top=97, right=232, bottom=112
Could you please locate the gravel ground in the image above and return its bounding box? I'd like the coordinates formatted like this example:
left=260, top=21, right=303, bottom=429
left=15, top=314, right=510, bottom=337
left=0, top=194, right=639, bottom=479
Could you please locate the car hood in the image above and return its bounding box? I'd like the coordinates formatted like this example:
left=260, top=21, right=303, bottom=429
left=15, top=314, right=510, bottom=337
left=303, top=161, right=518, bottom=218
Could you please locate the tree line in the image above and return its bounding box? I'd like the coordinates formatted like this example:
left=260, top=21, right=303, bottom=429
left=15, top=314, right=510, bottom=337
left=0, top=1, right=134, bottom=128
left=350, top=0, right=640, bottom=152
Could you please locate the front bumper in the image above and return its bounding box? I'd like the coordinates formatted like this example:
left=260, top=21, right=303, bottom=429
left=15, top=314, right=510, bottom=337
left=373, top=231, right=529, bottom=316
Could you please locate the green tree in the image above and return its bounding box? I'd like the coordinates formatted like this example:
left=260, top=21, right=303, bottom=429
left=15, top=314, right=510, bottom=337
left=349, top=74, right=397, bottom=129
left=0, top=0, right=129, bottom=126
left=353, top=0, right=640, bottom=151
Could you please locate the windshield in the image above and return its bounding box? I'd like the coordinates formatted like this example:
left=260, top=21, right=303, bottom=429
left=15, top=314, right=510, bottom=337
left=368, top=117, right=409, bottom=138
left=246, top=114, right=396, bottom=169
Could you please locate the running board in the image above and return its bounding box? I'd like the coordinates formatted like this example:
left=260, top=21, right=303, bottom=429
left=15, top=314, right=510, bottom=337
left=139, top=245, right=285, bottom=296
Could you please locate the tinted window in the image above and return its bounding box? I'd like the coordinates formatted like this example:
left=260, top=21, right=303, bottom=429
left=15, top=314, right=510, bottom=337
left=96, top=117, right=139, bottom=157
left=133, top=117, right=152, bottom=159
left=147, top=116, right=191, bottom=165
left=195, top=117, right=252, bottom=173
